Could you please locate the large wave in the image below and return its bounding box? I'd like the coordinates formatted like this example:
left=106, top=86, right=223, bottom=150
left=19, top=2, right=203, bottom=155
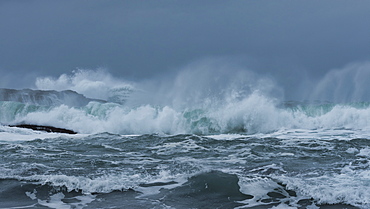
left=1, top=91, right=370, bottom=135
left=2, top=62, right=370, bottom=135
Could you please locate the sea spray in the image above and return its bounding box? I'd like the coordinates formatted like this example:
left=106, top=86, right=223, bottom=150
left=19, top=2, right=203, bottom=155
left=35, top=69, right=133, bottom=104
left=2, top=66, right=370, bottom=135
left=2, top=68, right=370, bottom=208
left=2, top=89, right=370, bottom=134
left=310, top=62, right=370, bottom=103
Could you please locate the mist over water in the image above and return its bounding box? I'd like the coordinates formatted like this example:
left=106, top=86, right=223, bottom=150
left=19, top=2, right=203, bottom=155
left=2, top=61, right=370, bottom=209
left=33, top=60, right=284, bottom=109
left=310, top=62, right=370, bottom=103
left=35, top=69, right=134, bottom=104
left=126, top=59, right=284, bottom=109
left=29, top=59, right=370, bottom=106
left=22, top=60, right=285, bottom=134
left=2, top=60, right=370, bottom=135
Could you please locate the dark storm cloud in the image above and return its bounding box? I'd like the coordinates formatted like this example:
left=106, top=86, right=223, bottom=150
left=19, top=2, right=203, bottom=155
left=1, top=0, right=370, bottom=98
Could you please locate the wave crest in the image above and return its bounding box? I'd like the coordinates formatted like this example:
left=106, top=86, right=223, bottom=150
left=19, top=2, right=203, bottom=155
left=2, top=90, right=370, bottom=134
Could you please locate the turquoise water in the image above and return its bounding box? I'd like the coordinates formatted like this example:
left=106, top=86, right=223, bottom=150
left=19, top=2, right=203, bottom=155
left=1, top=89, right=370, bottom=208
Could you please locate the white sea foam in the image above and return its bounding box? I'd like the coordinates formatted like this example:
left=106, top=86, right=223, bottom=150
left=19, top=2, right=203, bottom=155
left=238, top=166, right=370, bottom=209
left=346, top=147, right=359, bottom=154
left=0, top=125, right=86, bottom=141
left=37, top=192, right=96, bottom=209
left=238, top=176, right=293, bottom=208
left=357, top=147, right=370, bottom=158
left=2, top=90, right=370, bottom=135
left=2, top=67, right=370, bottom=135
left=270, top=203, right=298, bottom=209
left=37, top=193, right=70, bottom=209
left=277, top=168, right=370, bottom=208
left=28, top=174, right=140, bottom=193
left=4, top=65, right=370, bottom=209
left=14, top=169, right=187, bottom=196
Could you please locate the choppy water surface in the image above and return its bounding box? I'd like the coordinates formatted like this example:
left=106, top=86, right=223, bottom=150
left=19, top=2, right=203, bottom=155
left=1, top=87, right=370, bottom=208
left=1, top=129, right=370, bottom=209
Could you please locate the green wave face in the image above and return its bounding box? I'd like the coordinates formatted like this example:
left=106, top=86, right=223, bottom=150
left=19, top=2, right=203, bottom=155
left=2, top=98, right=370, bottom=135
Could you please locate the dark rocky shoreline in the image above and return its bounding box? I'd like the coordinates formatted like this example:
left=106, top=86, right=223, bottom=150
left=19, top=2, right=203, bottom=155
left=9, top=124, right=77, bottom=134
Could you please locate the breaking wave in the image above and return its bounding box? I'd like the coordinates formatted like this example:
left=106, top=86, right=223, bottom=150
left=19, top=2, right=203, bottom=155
left=1, top=91, right=370, bottom=134
left=2, top=65, right=370, bottom=135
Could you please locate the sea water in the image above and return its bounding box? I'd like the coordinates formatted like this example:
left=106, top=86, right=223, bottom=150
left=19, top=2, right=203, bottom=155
left=1, top=70, right=370, bottom=208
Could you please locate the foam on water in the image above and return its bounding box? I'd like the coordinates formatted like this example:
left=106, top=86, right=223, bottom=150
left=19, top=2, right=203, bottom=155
left=27, top=191, right=96, bottom=209
left=2, top=92, right=370, bottom=135
left=2, top=68, right=370, bottom=135
left=1, top=131, right=370, bottom=208
left=2, top=67, right=370, bottom=208
left=276, top=169, right=370, bottom=208
left=0, top=125, right=86, bottom=141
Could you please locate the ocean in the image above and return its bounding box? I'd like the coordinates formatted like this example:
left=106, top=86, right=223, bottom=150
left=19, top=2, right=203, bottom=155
left=1, top=85, right=370, bottom=209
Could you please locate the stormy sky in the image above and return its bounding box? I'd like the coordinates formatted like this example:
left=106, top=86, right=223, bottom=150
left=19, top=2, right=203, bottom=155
left=1, top=0, right=370, bottom=100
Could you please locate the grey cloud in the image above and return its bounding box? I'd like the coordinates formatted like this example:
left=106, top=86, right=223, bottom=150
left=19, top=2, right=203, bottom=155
left=1, top=0, right=370, bottom=100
